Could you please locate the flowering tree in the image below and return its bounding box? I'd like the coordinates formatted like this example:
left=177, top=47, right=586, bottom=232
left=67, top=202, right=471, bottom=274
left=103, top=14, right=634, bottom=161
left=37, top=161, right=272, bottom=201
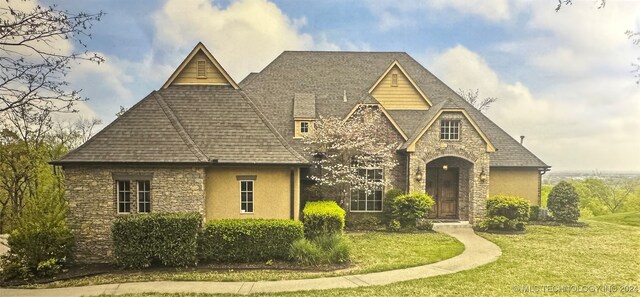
left=303, top=106, right=400, bottom=206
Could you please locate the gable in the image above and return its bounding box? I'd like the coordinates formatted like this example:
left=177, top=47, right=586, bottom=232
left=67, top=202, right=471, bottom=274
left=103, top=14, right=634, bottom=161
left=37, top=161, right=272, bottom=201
left=162, top=42, right=239, bottom=89
left=370, top=62, right=431, bottom=110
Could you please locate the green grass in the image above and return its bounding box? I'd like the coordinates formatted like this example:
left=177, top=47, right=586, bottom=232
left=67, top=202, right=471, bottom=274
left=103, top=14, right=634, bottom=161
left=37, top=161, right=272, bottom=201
left=585, top=211, right=640, bottom=227
left=26, top=231, right=463, bottom=288
left=103, top=221, right=640, bottom=297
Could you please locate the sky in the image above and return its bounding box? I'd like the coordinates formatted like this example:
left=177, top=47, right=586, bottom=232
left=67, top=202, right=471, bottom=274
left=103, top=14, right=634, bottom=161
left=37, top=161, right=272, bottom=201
left=14, top=0, right=640, bottom=172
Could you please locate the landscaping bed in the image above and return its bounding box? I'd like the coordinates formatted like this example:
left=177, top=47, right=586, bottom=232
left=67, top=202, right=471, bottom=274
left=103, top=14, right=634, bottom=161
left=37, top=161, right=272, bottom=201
left=11, top=231, right=463, bottom=288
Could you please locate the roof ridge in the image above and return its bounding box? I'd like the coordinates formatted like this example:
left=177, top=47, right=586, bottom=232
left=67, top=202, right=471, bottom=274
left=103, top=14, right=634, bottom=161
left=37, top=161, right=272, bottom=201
left=153, top=92, right=209, bottom=162
left=238, top=90, right=309, bottom=164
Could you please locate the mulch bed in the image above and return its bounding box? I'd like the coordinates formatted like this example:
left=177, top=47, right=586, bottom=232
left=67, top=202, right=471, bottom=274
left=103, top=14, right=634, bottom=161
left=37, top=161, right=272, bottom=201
left=0, top=261, right=352, bottom=288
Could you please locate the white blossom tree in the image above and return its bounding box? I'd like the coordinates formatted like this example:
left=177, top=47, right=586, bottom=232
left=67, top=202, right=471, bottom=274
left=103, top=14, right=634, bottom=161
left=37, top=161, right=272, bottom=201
left=303, top=106, right=400, bottom=207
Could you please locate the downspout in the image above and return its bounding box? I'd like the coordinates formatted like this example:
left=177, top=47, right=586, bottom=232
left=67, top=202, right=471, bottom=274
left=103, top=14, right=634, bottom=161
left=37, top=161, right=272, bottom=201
left=538, top=167, right=550, bottom=206
left=290, top=167, right=295, bottom=220
left=406, top=152, right=411, bottom=193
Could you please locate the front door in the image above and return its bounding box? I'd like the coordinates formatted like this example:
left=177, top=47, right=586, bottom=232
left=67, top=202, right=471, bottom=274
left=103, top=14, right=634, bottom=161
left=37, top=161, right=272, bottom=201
left=426, top=167, right=459, bottom=219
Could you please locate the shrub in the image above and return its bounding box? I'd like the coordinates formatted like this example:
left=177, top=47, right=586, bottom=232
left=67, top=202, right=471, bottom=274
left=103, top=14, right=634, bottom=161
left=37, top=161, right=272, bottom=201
left=302, top=201, right=345, bottom=239
left=547, top=181, right=580, bottom=223
left=383, top=188, right=405, bottom=222
left=529, top=205, right=540, bottom=221
left=387, top=219, right=401, bottom=232
left=478, top=194, right=530, bottom=231
left=112, top=213, right=201, bottom=268
left=388, top=192, right=434, bottom=230
left=199, top=219, right=304, bottom=263
left=416, top=219, right=434, bottom=231
left=0, top=227, right=74, bottom=280
left=345, top=213, right=382, bottom=231
left=288, top=234, right=350, bottom=265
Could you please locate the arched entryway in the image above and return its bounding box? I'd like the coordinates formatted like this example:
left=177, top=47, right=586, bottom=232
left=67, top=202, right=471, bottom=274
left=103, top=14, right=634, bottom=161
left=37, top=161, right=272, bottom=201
left=425, top=156, right=473, bottom=221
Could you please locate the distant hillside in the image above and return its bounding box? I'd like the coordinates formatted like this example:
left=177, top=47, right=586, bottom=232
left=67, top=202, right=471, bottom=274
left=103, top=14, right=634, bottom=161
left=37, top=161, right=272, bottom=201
left=543, top=170, right=640, bottom=184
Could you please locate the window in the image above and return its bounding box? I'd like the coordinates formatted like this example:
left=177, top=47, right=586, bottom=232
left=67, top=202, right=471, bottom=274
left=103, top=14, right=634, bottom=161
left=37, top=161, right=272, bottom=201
left=300, top=121, right=309, bottom=133
left=440, top=120, right=460, bottom=140
left=240, top=180, right=254, bottom=213
left=138, top=180, right=151, bottom=213
left=197, top=60, right=206, bottom=78
left=117, top=180, right=131, bottom=213
left=351, top=168, right=383, bottom=212
left=391, top=73, right=398, bottom=87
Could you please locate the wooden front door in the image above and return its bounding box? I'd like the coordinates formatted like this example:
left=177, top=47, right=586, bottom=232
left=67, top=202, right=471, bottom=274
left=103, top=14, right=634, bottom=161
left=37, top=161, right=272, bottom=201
left=426, top=167, right=459, bottom=219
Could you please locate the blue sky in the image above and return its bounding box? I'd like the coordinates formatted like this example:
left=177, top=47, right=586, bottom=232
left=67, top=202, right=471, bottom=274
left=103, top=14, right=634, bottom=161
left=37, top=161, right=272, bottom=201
left=24, top=0, right=640, bottom=171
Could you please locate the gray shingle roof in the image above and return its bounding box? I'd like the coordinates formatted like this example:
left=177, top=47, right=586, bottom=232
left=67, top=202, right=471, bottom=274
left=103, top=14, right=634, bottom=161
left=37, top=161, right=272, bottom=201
left=293, top=93, right=316, bottom=118
left=242, top=51, right=548, bottom=168
left=56, top=86, right=307, bottom=165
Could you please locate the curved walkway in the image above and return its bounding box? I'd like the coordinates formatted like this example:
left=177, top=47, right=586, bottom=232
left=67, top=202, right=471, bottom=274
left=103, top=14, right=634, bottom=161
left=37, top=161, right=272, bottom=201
left=1, top=227, right=501, bottom=297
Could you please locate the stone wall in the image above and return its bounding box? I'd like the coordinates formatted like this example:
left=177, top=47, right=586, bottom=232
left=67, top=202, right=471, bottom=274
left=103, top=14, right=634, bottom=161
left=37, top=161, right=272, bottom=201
left=408, top=111, right=491, bottom=222
left=63, top=165, right=206, bottom=263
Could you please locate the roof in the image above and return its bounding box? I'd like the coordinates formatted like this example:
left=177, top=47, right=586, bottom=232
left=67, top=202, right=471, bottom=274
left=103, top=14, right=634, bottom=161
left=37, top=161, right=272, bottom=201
left=293, top=93, right=316, bottom=118
left=56, top=85, right=307, bottom=165
left=242, top=51, right=548, bottom=168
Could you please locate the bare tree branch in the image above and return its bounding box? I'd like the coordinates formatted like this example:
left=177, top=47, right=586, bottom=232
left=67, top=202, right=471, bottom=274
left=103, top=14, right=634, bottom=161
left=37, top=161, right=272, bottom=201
left=458, top=89, right=497, bottom=113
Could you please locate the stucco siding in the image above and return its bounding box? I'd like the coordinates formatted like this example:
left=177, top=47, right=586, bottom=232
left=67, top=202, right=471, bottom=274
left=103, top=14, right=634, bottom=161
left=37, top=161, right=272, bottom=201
left=489, top=167, right=540, bottom=205
left=205, top=166, right=299, bottom=220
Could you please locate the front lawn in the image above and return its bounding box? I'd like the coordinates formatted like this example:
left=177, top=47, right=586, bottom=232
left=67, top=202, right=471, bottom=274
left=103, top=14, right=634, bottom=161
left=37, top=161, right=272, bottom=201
left=108, top=221, right=639, bottom=297
left=584, top=211, right=640, bottom=227
left=23, top=231, right=463, bottom=288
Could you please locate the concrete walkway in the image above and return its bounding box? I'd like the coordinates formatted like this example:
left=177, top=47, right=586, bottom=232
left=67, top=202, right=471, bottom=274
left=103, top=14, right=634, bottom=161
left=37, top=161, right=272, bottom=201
left=0, top=226, right=501, bottom=297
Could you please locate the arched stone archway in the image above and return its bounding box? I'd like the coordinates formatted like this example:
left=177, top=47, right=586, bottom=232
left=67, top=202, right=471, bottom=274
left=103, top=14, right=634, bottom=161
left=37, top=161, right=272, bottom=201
left=425, top=156, right=474, bottom=221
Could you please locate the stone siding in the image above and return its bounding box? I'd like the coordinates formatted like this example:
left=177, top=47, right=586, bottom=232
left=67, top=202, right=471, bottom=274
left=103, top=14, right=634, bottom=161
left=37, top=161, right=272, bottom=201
left=64, top=165, right=206, bottom=263
left=408, top=112, right=491, bottom=222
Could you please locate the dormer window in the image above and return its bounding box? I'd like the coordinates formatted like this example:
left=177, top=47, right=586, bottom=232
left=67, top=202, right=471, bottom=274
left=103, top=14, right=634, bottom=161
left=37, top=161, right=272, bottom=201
left=300, top=122, right=309, bottom=133
left=197, top=60, right=206, bottom=78
left=391, top=73, right=398, bottom=87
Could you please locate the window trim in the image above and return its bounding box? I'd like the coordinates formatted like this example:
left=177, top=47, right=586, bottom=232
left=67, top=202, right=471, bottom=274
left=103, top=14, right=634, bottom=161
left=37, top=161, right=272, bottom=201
left=137, top=180, right=151, bottom=213
left=116, top=180, right=131, bottom=214
left=391, top=73, right=398, bottom=87
left=350, top=168, right=384, bottom=213
left=300, top=121, right=309, bottom=134
left=239, top=180, right=254, bottom=214
left=440, top=119, right=461, bottom=141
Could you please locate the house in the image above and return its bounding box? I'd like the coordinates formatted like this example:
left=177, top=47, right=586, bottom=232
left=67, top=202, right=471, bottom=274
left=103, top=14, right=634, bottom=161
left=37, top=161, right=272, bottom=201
left=53, top=43, right=549, bottom=263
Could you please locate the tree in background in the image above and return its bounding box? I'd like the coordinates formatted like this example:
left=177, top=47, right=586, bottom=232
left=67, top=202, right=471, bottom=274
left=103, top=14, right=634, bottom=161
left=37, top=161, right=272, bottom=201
left=0, top=0, right=104, bottom=112
left=579, top=177, right=639, bottom=214
left=303, top=107, right=399, bottom=207
left=458, top=89, right=497, bottom=113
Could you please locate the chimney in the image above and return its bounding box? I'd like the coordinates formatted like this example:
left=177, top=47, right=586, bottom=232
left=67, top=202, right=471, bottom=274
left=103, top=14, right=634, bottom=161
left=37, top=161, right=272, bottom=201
left=520, top=135, right=525, bottom=145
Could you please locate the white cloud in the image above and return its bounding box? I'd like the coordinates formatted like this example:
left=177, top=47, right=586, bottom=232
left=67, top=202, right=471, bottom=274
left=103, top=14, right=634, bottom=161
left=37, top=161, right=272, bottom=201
left=152, top=0, right=336, bottom=81
left=427, top=45, right=640, bottom=171
left=368, top=0, right=510, bottom=31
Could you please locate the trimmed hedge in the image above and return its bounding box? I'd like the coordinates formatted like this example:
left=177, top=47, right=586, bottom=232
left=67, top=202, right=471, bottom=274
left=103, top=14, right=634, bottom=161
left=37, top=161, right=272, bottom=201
left=112, top=213, right=201, bottom=268
left=302, top=201, right=346, bottom=239
left=477, top=195, right=530, bottom=231
left=199, top=219, right=304, bottom=262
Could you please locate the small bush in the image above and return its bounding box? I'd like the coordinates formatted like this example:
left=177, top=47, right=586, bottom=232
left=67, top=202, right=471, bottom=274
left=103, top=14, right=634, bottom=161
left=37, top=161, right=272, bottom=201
left=345, top=213, right=382, bottom=231
left=388, top=192, right=434, bottom=230
left=529, top=205, right=540, bottom=221
left=416, top=219, right=434, bottom=231
left=0, top=227, right=74, bottom=280
left=199, top=219, right=304, bottom=263
left=383, top=188, right=405, bottom=223
left=302, top=201, right=345, bottom=239
left=478, top=195, right=530, bottom=231
left=112, top=213, right=201, bottom=269
left=387, top=219, right=401, bottom=232
left=547, top=181, right=580, bottom=223
left=288, top=234, right=350, bottom=265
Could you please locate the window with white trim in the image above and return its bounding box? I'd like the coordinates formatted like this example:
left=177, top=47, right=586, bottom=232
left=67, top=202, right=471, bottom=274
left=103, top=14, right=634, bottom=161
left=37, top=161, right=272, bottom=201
left=351, top=168, right=383, bottom=212
left=240, top=180, right=254, bottom=213
left=117, top=180, right=131, bottom=213
left=440, top=120, right=460, bottom=140
left=138, top=180, right=151, bottom=213
left=300, top=121, right=309, bottom=133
